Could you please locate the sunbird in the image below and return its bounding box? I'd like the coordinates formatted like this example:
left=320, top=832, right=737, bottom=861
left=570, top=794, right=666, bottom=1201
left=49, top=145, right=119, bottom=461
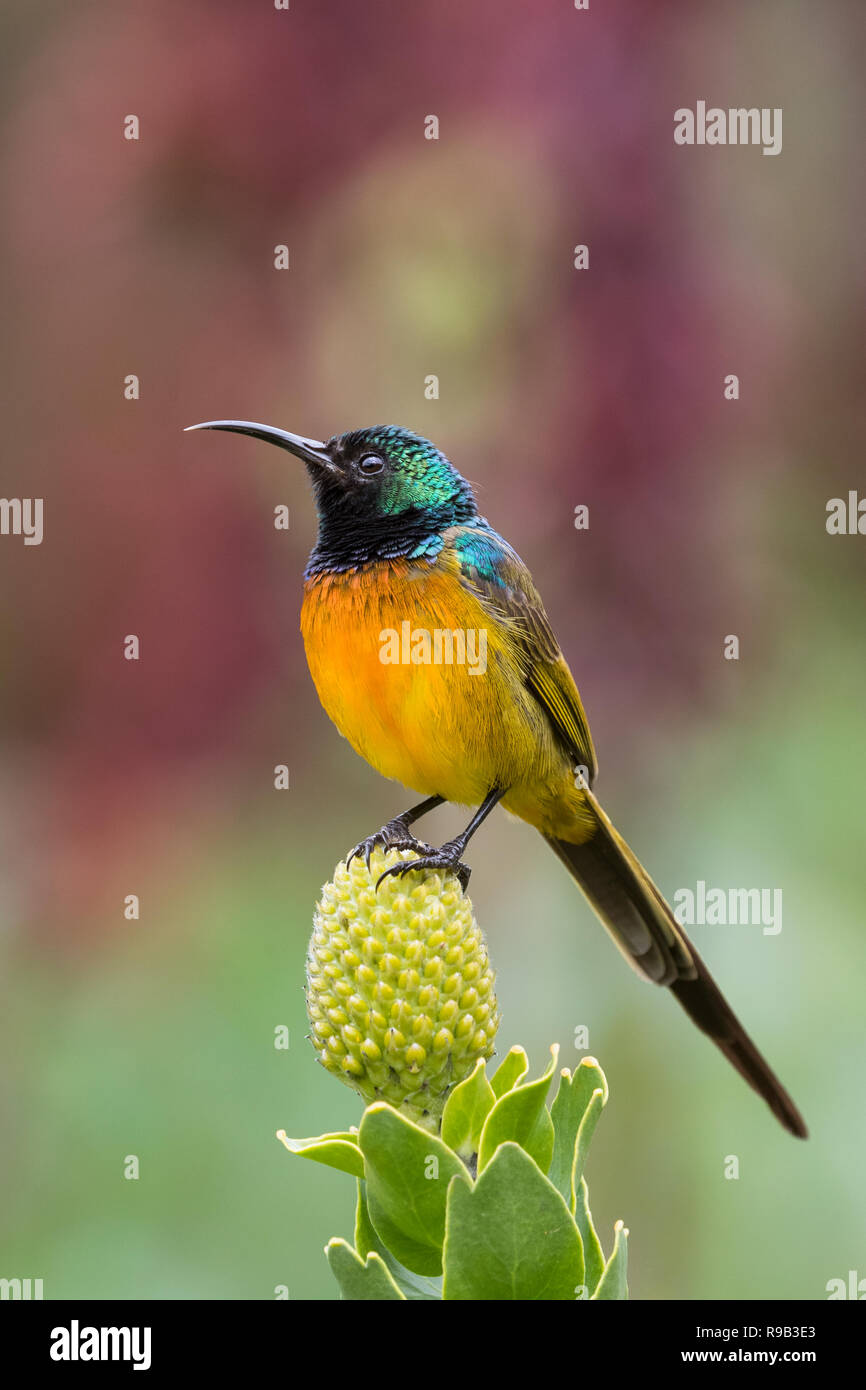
left=186, top=418, right=807, bottom=1138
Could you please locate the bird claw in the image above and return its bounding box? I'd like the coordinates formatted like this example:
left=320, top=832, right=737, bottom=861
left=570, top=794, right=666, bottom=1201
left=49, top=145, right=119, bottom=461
left=346, top=817, right=433, bottom=873
left=375, top=841, right=471, bottom=893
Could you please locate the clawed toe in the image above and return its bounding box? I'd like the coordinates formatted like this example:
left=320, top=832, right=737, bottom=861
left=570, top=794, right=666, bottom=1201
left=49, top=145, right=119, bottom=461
left=346, top=818, right=432, bottom=873
left=375, top=846, right=471, bottom=893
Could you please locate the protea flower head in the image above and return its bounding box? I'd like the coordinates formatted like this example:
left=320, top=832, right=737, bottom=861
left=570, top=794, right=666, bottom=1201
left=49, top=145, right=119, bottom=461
left=306, top=847, right=499, bottom=1129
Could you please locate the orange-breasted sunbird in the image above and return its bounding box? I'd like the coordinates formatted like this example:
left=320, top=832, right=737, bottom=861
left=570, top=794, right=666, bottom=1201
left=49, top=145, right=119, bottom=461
left=186, top=418, right=807, bottom=1139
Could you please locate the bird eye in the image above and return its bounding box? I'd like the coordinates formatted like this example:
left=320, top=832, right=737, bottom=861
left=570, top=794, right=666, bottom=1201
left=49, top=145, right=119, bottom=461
left=357, top=454, right=385, bottom=476
left=358, top=458, right=386, bottom=480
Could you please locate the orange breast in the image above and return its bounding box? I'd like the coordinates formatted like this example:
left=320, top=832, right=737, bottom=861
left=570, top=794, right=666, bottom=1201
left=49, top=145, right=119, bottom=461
left=300, top=557, right=590, bottom=835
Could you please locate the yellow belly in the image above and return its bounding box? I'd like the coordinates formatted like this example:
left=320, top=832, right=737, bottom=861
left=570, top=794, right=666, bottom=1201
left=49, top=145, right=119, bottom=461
left=300, top=560, right=592, bottom=840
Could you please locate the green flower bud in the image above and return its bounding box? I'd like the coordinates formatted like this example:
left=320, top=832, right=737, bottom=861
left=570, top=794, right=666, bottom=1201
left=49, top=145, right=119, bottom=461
left=306, top=847, right=499, bottom=1129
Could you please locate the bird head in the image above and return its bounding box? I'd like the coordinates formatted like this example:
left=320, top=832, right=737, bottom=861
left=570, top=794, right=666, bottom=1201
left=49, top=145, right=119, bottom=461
left=185, top=419, right=480, bottom=570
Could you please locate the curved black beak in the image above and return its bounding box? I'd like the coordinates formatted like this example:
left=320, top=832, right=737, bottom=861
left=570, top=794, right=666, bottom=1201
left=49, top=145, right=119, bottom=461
left=184, top=420, right=333, bottom=470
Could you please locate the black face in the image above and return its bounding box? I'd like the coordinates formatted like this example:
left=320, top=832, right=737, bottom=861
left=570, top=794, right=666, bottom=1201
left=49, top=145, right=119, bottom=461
left=319, top=425, right=475, bottom=522
left=312, top=433, right=388, bottom=509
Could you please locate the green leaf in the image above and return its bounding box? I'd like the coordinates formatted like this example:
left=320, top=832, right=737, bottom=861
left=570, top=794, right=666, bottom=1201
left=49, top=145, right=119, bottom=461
left=574, top=1176, right=606, bottom=1294
left=548, top=1057, right=608, bottom=1210
left=354, top=1178, right=381, bottom=1259
left=325, top=1238, right=405, bottom=1300
left=276, top=1128, right=364, bottom=1180
left=573, top=1087, right=605, bottom=1189
left=441, top=1057, right=496, bottom=1158
left=477, top=1044, right=558, bottom=1174
left=354, top=1182, right=443, bottom=1300
left=490, top=1045, right=529, bottom=1098
left=358, top=1103, right=470, bottom=1276
left=592, top=1220, right=629, bottom=1300
left=442, top=1142, right=585, bottom=1300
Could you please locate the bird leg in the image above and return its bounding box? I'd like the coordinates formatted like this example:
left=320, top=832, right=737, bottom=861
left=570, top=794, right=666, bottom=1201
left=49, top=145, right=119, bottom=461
left=375, top=788, right=504, bottom=893
left=347, top=795, right=444, bottom=872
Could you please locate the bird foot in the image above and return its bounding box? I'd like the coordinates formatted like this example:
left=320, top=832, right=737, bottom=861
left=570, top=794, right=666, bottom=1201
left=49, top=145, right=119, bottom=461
left=346, top=817, right=434, bottom=874
left=375, top=839, right=472, bottom=893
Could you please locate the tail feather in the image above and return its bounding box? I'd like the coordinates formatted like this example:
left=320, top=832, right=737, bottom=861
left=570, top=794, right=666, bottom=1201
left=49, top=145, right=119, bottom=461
left=545, top=789, right=807, bottom=1139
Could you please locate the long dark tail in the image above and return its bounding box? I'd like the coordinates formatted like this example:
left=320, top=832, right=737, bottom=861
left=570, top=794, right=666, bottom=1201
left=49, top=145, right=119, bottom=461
left=544, top=788, right=807, bottom=1139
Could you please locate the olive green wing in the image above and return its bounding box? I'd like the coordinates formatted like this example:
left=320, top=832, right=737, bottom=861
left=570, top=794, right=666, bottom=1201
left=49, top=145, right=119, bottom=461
left=448, top=525, right=598, bottom=782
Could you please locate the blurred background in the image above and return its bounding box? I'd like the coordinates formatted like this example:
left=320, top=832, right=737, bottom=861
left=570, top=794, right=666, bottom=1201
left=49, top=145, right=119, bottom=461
left=1, top=0, right=864, bottom=1300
